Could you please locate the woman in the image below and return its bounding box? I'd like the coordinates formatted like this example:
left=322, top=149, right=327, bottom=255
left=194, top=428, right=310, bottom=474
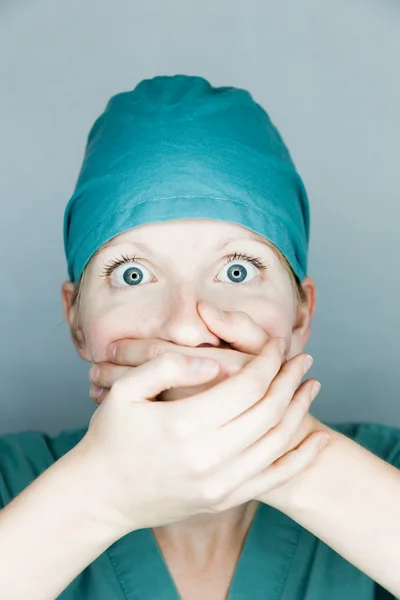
left=0, top=74, right=399, bottom=599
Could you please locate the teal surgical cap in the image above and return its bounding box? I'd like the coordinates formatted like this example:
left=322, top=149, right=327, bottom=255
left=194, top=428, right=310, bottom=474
left=64, top=74, right=310, bottom=283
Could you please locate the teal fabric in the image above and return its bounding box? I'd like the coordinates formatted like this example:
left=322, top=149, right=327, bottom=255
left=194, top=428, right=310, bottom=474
left=64, top=74, right=310, bottom=284
left=0, top=422, right=399, bottom=598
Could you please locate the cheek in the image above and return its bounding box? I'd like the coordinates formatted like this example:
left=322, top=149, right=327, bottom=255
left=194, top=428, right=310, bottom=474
left=83, top=319, right=119, bottom=363
left=238, top=297, right=293, bottom=341
left=82, top=301, right=156, bottom=362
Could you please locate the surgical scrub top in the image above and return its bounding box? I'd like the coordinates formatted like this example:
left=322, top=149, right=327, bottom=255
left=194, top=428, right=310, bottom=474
left=0, top=421, right=399, bottom=599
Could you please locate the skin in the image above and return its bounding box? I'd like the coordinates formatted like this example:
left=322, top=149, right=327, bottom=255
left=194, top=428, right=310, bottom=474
left=62, top=218, right=317, bottom=567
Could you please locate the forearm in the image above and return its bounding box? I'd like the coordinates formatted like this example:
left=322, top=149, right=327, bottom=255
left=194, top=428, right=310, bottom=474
left=271, top=424, right=400, bottom=597
left=0, top=441, right=129, bottom=600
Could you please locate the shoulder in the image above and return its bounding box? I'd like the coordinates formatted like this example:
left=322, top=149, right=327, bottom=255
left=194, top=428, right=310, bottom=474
left=326, top=420, right=400, bottom=469
left=0, top=425, right=88, bottom=508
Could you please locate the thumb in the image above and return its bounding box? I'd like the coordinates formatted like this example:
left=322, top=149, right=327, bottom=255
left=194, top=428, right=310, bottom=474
left=108, top=352, right=220, bottom=404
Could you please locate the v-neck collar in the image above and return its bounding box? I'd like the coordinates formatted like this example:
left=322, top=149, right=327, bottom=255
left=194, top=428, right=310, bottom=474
left=106, top=502, right=303, bottom=599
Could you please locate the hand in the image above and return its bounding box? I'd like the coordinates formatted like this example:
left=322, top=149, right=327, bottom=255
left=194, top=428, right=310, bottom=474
left=79, top=337, right=323, bottom=535
left=88, top=302, right=329, bottom=510
left=88, top=301, right=278, bottom=403
left=89, top=302, right=321, bottom=441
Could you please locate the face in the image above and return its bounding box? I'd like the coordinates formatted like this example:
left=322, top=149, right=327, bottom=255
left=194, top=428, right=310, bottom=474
left=62, top=219, right=315, bottom=390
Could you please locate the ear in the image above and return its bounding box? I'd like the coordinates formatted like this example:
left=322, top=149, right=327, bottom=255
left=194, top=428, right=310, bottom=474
left=61, top=281, right=92, bottom=362
left=289, top=276, right=316, bottom=356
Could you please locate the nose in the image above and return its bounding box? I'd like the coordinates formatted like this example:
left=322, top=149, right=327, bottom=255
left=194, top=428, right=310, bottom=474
left=158, top=291, right=222, bottom=348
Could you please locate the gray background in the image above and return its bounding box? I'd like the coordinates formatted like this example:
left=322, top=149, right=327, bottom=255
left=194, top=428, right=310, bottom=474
left=0, top=0, right=399, bottom=436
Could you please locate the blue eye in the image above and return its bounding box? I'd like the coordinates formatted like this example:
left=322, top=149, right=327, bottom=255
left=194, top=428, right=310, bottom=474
left=219, top=252, right=268, bottom=285
left=102, top=251, right=268, bottom=289
left=119, top=265, right=144, bottom=285
left=227, top=264, right=248, bottom=283
left=220, top=260, right=257, bottom=284
left=102, top=256, right=152, bottom=287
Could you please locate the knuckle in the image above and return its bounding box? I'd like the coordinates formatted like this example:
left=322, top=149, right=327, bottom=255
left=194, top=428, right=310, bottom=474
left=266, top=404, right=283, bottom=428
left=187, top=441, right=215, bottom=474
left=200, top=479, right=225, bottom=505
left=263, top=340, right=282, bottom=364
left=189, top=452, right=209, bottom=475
left=261, top=341, right=284, bottom=372
left=271, top=427, right=292, bottom=450
left=163, top=404, right=191, bottom=439
left=247, top=376, right=266, bottom=399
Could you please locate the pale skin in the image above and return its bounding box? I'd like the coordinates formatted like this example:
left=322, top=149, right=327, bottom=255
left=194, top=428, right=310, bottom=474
left=2, top=221, right=399, bottom=600
left=62, top=218, right=321, bottom=568
left=68, top=224, right=400, bottom=597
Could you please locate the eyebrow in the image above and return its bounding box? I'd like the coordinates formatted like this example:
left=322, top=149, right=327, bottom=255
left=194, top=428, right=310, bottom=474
left=108, top=234, right=271, bottom=255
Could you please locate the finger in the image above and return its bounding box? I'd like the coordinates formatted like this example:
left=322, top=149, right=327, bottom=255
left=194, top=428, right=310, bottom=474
left=107, top=337, right=246, bottom=378
left=108, top=352, right=220, bottom=406
left=215, top=432, right=330, bottom=510
left=179, top=337, right=285, bottom=432
left=89, top=363, right=131, bottom=388
left=188, top=354, right=313, bottom=472
left=223, top=350, right=311, bottom=434
left=257, top=379, right=321, bottom=461
left=196, top=378, right=320, bottom=495
left=90, top=385, right=161, bottom=405
left=198, top=301, right=270, bottom=355
left=107, top=338, right=170, bottom=364
left=90, top=386, right=109, bottom=404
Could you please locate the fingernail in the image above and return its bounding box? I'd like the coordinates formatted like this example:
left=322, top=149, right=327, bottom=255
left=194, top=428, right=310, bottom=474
left=91, top=385, right=104, bottom=399
left=303, top=354, right=313, bottom=373
left=204, top=303, right=226, bottom=320
left=107, top=343, right=116, bottom=360
left=311, top=381, right=321, bottom=400
left=89, top=365, right=100, bottom=382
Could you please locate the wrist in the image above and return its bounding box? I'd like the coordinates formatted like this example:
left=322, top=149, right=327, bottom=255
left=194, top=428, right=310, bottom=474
left=62, top=440, right=134, bottom=541
left=261, top=413, right=332, bottom=511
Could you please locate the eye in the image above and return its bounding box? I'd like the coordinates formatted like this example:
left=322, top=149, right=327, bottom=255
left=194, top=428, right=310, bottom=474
left=114, top=263, right=152, bottom=286
left=102, top=255, right=152, bottom=287
left=218, top=252, right=268, bottom=286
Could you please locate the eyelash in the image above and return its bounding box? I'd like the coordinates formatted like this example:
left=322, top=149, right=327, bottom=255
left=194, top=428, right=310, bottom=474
left=101, top=251, right=269, bottom=285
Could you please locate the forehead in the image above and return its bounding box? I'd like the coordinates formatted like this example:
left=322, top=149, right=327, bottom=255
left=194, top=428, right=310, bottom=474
left=101, top=219, right=275, bottom=254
